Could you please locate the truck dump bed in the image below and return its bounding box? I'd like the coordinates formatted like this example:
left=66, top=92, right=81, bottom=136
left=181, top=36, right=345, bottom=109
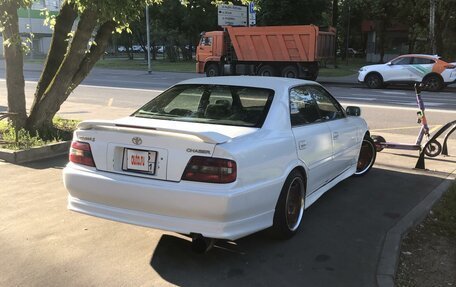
left=226, top=25, right=335, bottom=62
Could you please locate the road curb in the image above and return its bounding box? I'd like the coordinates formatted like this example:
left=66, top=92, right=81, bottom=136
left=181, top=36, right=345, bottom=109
left=0, top=141, right=71, bottom=164
left=376, top=168, right=456, bottom=287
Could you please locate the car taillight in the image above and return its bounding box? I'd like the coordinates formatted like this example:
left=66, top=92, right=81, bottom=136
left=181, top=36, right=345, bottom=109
left=69, top=141, right=95, bottom=167
left=182, top=156, right=236, bottom=183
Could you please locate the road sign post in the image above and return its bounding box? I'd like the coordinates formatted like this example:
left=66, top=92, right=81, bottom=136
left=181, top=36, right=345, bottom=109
left=218, top=4, right=248, bottom=27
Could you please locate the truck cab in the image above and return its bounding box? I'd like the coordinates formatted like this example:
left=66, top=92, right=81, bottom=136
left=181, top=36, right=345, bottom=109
left=196, top=31, right=225, bottom=75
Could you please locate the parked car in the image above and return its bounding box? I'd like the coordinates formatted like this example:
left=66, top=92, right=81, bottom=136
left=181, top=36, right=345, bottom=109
left=63, top=76, right=376, bottom=245
left=117, top=46, right=127, bottom=52
left=358, top=54, right=456, bottom=91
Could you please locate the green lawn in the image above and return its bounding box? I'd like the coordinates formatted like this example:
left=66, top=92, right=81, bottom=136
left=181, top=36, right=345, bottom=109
left=25, top=56, right=368, bottom=77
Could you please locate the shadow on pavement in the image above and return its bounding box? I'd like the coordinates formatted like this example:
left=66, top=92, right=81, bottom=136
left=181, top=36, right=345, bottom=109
left=150, top=167, right=447, bottom=287
left=18, top=154, right=68, bottom=170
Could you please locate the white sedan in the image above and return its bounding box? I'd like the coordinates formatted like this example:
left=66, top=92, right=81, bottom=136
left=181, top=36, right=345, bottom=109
left=63, top=76, right=376, bottom=245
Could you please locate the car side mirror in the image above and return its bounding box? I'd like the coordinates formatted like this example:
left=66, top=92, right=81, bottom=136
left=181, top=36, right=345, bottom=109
left=346, top=106, right=361, bottom=116
left=387, top=62, right=393, bottom=66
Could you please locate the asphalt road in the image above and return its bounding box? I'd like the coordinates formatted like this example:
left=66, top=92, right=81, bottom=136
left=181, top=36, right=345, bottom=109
left=0, top=62, right=455, bottom=287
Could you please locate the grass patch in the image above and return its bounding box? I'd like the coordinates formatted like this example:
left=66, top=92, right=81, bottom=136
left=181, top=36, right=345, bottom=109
left=94, top=58, right=196, bottom=72
left=427, top=181, right=456, bottom=238
left=0, top=117, right=79, bottom=150
left=319, top=58, right=367, bottom=77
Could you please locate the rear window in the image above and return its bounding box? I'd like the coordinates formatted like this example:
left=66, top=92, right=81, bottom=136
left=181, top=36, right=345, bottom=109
left=133, top=84, right=274, bottom=128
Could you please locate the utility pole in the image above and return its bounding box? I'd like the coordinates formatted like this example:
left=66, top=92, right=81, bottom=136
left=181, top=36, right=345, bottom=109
left=146, top=5, right=152, bottom=74
left=429, top=0, right=436, bottom=54
left=346, top=3, right=351, bottom=65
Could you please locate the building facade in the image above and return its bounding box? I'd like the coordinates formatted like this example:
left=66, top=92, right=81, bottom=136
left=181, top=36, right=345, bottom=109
left=0, top=1, right=62, bottom=57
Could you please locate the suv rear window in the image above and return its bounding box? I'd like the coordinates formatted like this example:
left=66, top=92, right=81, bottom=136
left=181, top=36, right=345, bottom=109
left=133, top=84, right=274, bottom=128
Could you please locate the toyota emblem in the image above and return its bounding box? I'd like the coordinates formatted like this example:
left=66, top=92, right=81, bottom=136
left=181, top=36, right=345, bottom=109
left=132, top=137, right=142, bottom=145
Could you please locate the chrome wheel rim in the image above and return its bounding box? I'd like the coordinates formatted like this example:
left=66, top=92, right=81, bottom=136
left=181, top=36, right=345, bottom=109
left=285, top=177, right=305, bottom=231
left=355, top=139, right=375, bottom=175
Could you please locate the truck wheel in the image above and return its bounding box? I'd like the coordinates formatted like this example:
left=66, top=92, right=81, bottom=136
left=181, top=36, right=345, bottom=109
left=257, top=65, right=276, bottom=77
left=281, top=65, right=298, bottom=78
left=205, top=64, right=219, bottom=77
left=270, top=170, right=305, bottom=239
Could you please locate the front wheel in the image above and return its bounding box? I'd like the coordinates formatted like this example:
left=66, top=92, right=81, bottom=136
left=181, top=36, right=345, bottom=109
left=354, top=135, right=377, bottom=176
left=205, top=64, right=219, bottom=77
left=365, top=73, right=383, bottom=89
left=424, top=140, right=442, bottom=157
left=271, top=170, right=305, bottom=239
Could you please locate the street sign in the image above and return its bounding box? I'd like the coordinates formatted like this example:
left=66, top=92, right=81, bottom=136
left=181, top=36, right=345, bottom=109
left=218, top=4, right=248, bottom=27
left=248, top=2, right=256, bottom=26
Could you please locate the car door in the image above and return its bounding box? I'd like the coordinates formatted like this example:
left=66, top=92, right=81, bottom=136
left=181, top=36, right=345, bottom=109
left=410, top=57, right=435, bottom=82
left=311, top=86, right=360, bottom=175
left=289, top=86, right=335, bottom=194
left=385, top=56, right=413, bottom=82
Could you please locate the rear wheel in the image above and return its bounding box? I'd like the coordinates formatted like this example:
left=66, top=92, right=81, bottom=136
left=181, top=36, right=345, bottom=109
left=257, top=65, right=276, bottom=77
left=205, top=64, right=219, bottom=77
left=281, top=65, right=298, bottom=78
left=271, top=170, right=305, bottom=239
left=365, top=73, right=383, bottom=89
left=423, top=75, right=443, bottom=91
left=354, top=135, right=377, bottom=176
left=371, top=135, right=386, bottom=152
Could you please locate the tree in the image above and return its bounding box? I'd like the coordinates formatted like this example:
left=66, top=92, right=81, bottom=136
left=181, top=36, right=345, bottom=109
left=1, top=0, right=156, bottom=136
left=0, top=0, right=31, bottom=129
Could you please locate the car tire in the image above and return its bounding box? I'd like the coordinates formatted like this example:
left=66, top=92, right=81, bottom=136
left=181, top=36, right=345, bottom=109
left=271, top=170, right=305, bottom=239
left=257, top=65, right=277, bottom=77
left=354, top=135, right=377, bottom=176
left=205, top=64, right=219, bottom=77
left=281, top=65, right=299, bottom=78
left=365, top=73, right=383, bottom=89
left=423, top=74, right=443, bottom=91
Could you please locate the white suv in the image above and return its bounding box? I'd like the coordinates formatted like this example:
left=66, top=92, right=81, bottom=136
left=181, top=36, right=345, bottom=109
left=358, top=54, right=456, bottom=91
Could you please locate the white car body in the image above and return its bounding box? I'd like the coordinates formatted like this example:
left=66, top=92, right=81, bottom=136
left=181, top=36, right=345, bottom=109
left=63, top=76, right=371, bottom=240
left=358, top=54, right=456, bottom=90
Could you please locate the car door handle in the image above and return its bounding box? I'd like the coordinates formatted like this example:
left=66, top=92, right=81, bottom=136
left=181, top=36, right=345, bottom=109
left=333, top=132, right=339, bottom=140
left=298, top=140, right=307, bottom=150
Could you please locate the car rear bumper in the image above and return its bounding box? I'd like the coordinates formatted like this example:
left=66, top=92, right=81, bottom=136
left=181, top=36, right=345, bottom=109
left=63, top=163, right=279, bottom=240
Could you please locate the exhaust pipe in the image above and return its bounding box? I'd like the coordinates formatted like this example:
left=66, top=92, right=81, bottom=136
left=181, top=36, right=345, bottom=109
left=191, top=234, right=216, bottom=253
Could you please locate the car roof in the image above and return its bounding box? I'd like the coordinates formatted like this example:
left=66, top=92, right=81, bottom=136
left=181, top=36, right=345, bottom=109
left=398, top=54, right=440, bottom=59
left=177, top=76, right=319, bottom=91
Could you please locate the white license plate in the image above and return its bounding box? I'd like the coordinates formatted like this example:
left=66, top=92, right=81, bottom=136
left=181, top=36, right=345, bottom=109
left=123, top=149, right=157, bottom=174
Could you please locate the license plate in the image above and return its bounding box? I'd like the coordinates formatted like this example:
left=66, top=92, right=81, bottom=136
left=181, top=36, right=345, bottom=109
left=123, top=148, right=157, bottom=174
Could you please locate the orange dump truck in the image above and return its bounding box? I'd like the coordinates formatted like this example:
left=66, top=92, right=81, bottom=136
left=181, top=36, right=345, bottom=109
left=196, top=25, right=336, bottom=80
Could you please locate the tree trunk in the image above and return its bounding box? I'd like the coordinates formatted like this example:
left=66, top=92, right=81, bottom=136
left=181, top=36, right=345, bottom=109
left=26, top=8, right=99, bottom=134
left=0, top=2, right=27, bottom=129
left=70, top=21, right=116, bottom=89
left=31, top=0, right=78, bottom=108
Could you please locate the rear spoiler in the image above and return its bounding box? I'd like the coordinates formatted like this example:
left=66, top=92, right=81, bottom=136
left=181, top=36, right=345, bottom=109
left=77, top=120, right=231, bottom=144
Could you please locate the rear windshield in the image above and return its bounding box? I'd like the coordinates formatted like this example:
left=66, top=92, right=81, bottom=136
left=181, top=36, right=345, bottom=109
left=133, top=84, right=274, bottom=128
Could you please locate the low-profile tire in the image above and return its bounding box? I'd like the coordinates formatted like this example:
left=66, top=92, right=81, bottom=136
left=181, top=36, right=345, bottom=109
left=270, top=170, right=305, bottom=239
left=424, top=140, right=442, bottom=157
left=281, top=65, right=298, bottom=78
left=365, top=73, right=383, bottom=89
left=354, top=135, right=377, bottom=176
left=371, top=135, right=386, bottom=152
left=423, top=74, right=443, bottom=91
left=205, top=64, right=219, bottom=77
left=257, top=65, right=276, bottom=77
